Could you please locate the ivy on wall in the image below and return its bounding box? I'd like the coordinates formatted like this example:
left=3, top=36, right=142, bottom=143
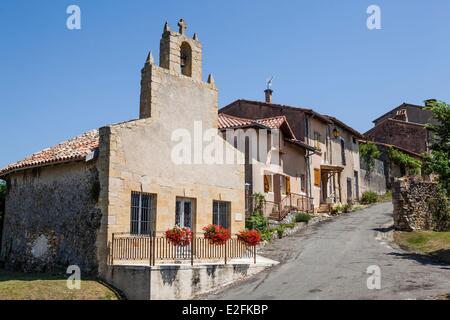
left=359, top=142, right=381, bottom=175
left=388, top=147, right=422, bottom=175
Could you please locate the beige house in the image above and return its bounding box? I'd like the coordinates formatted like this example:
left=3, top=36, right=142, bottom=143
left=220, top=90, right=364, bottom=212
left=0, top=20, right=245, bottom=276
left=218, top=113, right=316, bottom=219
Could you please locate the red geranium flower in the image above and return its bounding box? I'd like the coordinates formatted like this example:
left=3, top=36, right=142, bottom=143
left=165, top=226, right=192, bottom=246
left=202, top=224, right=231, bottom=245
left=237, top=229, right=262, bottom=246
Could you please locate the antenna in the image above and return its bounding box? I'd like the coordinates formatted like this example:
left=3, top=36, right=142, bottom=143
left=266, top=76, right=273, bottom=90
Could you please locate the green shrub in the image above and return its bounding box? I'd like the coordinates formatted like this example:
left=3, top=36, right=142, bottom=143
left=360, top=191, right=378, bottom=204
left=283, top=222, right=296, bottom=229
left=331, top=204, right=342, bottom=214
left=274, top=225, right=286, bottom=239
left=378, top=190, right=392, bottom=202
left=295, top=212, right=312, bottom=223
left=427, top=190, right=450, bottom=231
left=261, top=229, right=274, bottom=242
left=246, top=213, right=268, bottom=232
left=342, top=204, right=353, bottom=213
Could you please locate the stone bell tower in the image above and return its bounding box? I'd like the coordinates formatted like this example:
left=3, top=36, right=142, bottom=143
left=159, top=19, right=202, bottom=81
left=140, top=19, right=215, bottom=120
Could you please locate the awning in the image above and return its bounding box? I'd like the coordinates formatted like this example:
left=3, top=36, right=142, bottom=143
left=320, top=164, right=344, bottom=173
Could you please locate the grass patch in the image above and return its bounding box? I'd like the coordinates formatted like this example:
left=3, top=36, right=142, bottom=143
left=394, top=231, right=450, bottom=264
left=377, top=190, right=392, bottom=202
left=0, top=270, right=120, bottom=300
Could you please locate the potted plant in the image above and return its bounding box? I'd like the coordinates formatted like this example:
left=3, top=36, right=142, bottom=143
left=237, top=229, right=262, bottom=246
left=165, top=226, right=192, bottom=246
left=202, top=224, right=231, bottom=245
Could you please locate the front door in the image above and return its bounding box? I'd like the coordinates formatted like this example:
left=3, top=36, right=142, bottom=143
left=176, top=198, right=195, bottom=230
left=354, top=171, right=360, bottom=201
left=273, top=174, right=281, bottom=204
left=346, top=178, right=353, bottom=204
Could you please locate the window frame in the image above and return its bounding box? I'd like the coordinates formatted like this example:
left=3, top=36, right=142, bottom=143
left=130, top=191, right=156, bottom=236
left=212, top=200, right=231, bottom=229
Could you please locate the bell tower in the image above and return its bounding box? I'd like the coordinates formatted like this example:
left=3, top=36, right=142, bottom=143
left=159, top=19, right=202, bottom=81
left=140, top=19, right=214, bottom=120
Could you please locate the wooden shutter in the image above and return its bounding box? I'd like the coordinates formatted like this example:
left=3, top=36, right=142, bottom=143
left=314, top=169, right=321, bottom=187
left=285, top=176, right=291, bottom=194
left=264, top=175, right=270, bottom=193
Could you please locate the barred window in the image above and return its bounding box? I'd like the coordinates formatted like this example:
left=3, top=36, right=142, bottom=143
left=131, top=191, right=156, bottom=235
left=213, top=201, right=231, bottom=229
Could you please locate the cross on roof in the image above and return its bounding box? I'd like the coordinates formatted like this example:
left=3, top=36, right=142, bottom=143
left=178, top=19, right=187, bottom=35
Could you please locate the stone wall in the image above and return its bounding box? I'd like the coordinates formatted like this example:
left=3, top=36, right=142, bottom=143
left=360, top=158, right=386, bottom=195
left=0, top=161, right=102, bottom=274
left=365, top=119, right=428, bottom=154
left=392, top=177, right=447, bottom=231
left=106, top=262, right=273, bottom=300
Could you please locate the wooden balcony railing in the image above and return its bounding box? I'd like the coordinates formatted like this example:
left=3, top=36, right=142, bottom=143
left=246, top=192, right=314, bottom=221
left=110, top=232, right=256, bottom=266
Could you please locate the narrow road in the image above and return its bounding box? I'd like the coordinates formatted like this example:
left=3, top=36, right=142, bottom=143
left=205, top=202, right=450, bottom=300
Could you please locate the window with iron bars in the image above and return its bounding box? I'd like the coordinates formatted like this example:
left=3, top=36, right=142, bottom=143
left=130, top=191, right=156, bottom=235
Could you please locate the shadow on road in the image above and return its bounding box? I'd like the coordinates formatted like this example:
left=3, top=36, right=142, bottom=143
left=373, top=225, right=395, bottom=233
left=387, top=251, right=450, bottom=270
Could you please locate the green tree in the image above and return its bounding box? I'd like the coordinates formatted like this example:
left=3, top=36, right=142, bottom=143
left=423, top=100, right=450, bottom=196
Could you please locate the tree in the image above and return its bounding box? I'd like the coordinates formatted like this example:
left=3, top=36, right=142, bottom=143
left=423, top=100, right=450, bottom=196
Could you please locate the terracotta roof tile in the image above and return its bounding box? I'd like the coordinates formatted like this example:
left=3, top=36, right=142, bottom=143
left=218, top=113, right=254, bottom=129
left=0, top=129, right=99, bottom=177
left=218, top=113, right=288, bottom=130
left=255, top=116, right=287, bottom=129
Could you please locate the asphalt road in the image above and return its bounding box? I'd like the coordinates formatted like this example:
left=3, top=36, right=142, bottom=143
left=204, top=202, right=450, bottom=300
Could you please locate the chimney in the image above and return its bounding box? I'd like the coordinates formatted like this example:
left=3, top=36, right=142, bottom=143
left=264, top=88, right=273, bottom=103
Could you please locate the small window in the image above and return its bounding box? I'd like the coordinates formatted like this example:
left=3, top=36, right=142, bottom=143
left=130, top=191, right=157, bottom=235
left=264, top=175, right=273, bottom=193
left=314, top=131, right=321, bottom=150
left=213, top=201, right=231, bottom=229
left=300, top=174, right=306, bottom=192
left=340, top=139, right=346, bottom=166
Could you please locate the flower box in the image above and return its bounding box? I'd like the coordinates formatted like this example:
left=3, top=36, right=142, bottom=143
left=237, top=229, right=262, bottom=246
left=165, top=226, right=192, bottom=246
left=202, top=224, right=231, bottom=245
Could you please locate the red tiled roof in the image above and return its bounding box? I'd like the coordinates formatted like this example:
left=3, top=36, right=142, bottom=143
left=217, top=113, right=254, bottom=129
left=218, top=113, right=300, bottom=142
left=255, top=116, right=287, bottom=129
left=0, top=129, right=99, bottom=177
left=218, top=113, right=288, bottom=130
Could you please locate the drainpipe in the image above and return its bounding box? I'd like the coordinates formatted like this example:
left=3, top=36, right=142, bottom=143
left=305, top=114, right=313, bottom=199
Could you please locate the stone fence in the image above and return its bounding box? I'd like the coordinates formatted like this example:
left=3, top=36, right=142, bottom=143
left=392, top=177, right=448, bottom=231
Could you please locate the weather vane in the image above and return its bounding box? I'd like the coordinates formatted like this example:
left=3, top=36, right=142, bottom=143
left=266, top=76, right=273, bottom=90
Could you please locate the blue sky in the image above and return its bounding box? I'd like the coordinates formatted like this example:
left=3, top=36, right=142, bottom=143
left=1, top=0, right=449, bottom=168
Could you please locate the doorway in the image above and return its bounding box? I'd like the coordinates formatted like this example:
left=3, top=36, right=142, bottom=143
left=346, top=178, right=353, bottom=204
left=354, top=171, right=360, bottom=201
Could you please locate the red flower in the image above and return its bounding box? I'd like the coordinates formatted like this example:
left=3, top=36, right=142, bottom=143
left=165, top=226, right=192, bottom=246
left=237, top=229, right=262, bottom=246
left=202, top=224, right=231, bottom=245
